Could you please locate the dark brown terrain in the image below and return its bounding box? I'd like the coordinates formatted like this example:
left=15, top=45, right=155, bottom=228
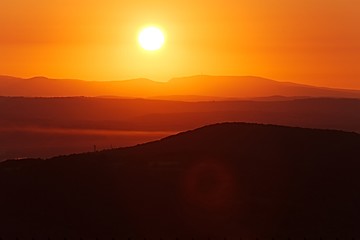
left=1, top=123, right=359, bottom=238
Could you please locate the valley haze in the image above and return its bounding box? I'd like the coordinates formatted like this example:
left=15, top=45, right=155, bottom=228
left=1, top=75, right=360, bottom=160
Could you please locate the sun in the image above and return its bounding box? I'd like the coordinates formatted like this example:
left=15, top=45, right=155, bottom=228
left=138, top=26, right=165, bottom=51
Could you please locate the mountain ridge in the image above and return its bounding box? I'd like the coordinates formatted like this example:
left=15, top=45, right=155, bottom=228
left=1, top=75, right=360, bottom=99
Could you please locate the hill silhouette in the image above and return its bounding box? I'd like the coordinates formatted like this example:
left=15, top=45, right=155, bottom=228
left=1, top=96, right=360, bottom=160
left=1, top=122, right=359, bottom=238
left=1, top=75, right=360, bottom=98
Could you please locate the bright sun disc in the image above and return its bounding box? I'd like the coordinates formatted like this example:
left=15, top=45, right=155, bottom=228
left=138, top=27, right=165, bottom=51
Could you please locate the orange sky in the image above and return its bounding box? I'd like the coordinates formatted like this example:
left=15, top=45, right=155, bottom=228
left=1, top=0, right=360, bottom=89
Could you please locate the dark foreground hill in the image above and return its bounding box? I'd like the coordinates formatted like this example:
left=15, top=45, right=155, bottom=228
left=1, top=96, right=360, bottom=160
left=1, top=123, right=360, bottom=238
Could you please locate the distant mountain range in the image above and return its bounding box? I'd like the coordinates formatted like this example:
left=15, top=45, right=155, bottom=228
left=1, top=75, right=360, bottom=99
left=1, top=122, right=359, bottom=237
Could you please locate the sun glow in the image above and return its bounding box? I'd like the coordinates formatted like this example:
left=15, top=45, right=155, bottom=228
left=138, top=27, right=165, bottom=51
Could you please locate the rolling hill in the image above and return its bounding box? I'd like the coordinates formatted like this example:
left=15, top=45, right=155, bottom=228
left=0, top=123, right=360, bottom=238
left=1, top=96, right=360, bottom=160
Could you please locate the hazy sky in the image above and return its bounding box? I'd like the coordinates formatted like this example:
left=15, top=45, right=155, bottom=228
left=1, top=0, right=359, bottom=88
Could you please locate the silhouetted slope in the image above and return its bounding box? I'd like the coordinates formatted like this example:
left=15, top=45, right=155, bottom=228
left=1, top=96, right=360, bottom=160
left=0, top=123, right=359, bottom=238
